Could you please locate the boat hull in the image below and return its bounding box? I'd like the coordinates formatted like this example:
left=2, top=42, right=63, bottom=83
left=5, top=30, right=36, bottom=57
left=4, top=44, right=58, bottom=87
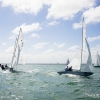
left=57, top=70, right=93, bottom=76
left=94, top=66, right=100, bottom=67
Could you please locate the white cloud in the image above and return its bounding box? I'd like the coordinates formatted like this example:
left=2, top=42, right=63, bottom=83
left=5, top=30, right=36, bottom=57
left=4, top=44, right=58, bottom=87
left=43, top=49, right=54, bottom=54
left=46, top=0, right=95, bottom=20
left=31, top=33, right=40, bottom=38
left=33, top=42, right=49, bottom=50
left=8, top=35, right=16, bottom=39
left=82, top=6, right=100, bottom=24
left=12, top=23, right=42, bottom=34
left=73, top=22, right=82, bottom=29
left=47, top=21, right=60, bottom=26
left=88, top=36, right=100, bottom=42
left=68, top=45, right=80, bottom=50
left=2, top=42, right=6, bottom=46
left=0, top=0, right=44, bottom=15
left=58, top=43, right=65, bottom=48
left=0, top=0, right=95, bottom=20
left=73, top=6, right=100, bottom=29
left=5, top=46, right=14, bottom=53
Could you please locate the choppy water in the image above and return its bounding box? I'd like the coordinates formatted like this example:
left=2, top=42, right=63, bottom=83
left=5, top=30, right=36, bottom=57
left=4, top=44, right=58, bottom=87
left=0, top=64, right=100, bottom=100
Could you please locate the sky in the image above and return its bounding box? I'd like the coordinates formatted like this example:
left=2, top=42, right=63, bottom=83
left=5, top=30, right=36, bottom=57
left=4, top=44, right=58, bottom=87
left=0, top=0, right=100, bottom=64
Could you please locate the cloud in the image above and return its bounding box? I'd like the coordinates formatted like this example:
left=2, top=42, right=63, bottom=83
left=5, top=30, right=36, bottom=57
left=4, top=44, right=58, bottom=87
left=33, top=42, right=49, bottom=50
left=2, top=42, right=6, bottom=46
left=46, top=0, right=95, bottom=20
left=82, top=6, right=100, bottom=24
left=0, top=0, right=44, bottom=15
left=47, top=21, right=60, bottom=26
left=68, top=45, right=80, bottom=50
left=58, top=43, right=65, bottom=48
left=88, top=36, right=100, bottom=42
left=31, top=33, right=40, bottom=38
left=43, top=49, right=54, bottom=53
left=0, top=0, right=95, bottom=20
left=12, top=23, right=42, bottom=34
left=5, top=46, right=14, bottom=53
left=73, top=6, right=100, bottom=29
left=73, top=22, right=82, bottom=29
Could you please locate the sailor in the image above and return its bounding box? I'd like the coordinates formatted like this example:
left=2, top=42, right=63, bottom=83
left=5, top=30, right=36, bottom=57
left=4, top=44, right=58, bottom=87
left=1, top=65, right=5, bottom=70
left=65, top=66, right=69, bottom=71
left=5, top=64, right=8, bottom=69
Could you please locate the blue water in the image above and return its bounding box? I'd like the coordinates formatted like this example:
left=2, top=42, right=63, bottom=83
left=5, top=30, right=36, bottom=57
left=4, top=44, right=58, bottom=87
left=0, top=64, right=100, bottom=100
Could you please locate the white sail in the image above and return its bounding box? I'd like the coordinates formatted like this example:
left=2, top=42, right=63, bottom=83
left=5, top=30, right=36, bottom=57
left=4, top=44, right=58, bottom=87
left=68, top=58, right=80, bottom=70
left=82, top=17, right=86, bottom=51
left=83, top=38, right=93, bottom=72
left=10, top=38, right=18, bottom=68
left=95, top=51, right=100, bottom=66
left=81, top=17, right=87, bottom=65
left=16, top=28, right=24, bottom=64
left=10, top=28, right=24, bottom=69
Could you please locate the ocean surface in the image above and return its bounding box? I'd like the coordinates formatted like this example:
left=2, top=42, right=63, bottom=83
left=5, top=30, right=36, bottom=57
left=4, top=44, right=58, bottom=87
left=0, top=64, right=100, bottom=100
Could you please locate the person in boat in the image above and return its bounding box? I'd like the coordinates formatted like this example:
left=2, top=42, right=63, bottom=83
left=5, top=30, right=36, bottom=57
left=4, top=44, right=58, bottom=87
left=65, top=66, right=69, bottom=71
left=1, top=64, right=5, bottom=70
left=5, top=64, right=9, bottom=69
left=0, top=64, right=1, bottom=68
left=68, top=66, right=72, bottom=71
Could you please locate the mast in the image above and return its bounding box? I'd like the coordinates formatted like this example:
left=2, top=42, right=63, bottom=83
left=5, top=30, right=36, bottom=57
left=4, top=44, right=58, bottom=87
left=81, top=17, right=86, bottom=66
left=81, top=17, right=84, bottom=66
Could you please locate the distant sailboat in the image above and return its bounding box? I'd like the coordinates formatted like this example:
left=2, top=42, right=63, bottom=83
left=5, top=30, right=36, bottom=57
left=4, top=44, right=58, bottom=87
left=57, top=18, right=93, bottom=76
left=66, top=59, right=70, bottom=65
left=94, top=51, right=100, bottom=67
left=9, top=28, right=24, bottom=72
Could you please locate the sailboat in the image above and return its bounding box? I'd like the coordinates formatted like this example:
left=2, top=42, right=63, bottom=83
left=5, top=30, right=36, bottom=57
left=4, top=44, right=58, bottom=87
left=94, top=51, right=100, bottom=67
left=66, top=59, right=70, bottom=65
left=57, top=18, right=93, bottom=76
left=9, top=28, right=24, bottom=72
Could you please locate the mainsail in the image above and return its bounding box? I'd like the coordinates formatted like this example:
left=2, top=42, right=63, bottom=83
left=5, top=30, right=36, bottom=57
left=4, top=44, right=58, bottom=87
left=10, top=28, right=24, bottom=69
left=95, top=51, right=100, bottom=66
left=81, top=17, right=86, bottom=65
left=16, top=28, right=24, bottom=64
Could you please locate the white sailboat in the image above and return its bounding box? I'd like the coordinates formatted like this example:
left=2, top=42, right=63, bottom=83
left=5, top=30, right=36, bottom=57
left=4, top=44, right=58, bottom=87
left=9, top=28, right=24, bottom=72
left=57, top=18, right=93, bottom=76
left=94, top=51, right=100, bottom=67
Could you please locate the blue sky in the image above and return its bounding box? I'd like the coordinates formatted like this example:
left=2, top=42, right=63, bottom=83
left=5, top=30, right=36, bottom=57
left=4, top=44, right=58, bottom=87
left=0, top=0, right=100, bottom=63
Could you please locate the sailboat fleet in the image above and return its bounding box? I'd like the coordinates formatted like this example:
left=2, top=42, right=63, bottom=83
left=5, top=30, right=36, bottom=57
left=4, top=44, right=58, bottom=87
left=0, top=17, right=99, bottom=76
